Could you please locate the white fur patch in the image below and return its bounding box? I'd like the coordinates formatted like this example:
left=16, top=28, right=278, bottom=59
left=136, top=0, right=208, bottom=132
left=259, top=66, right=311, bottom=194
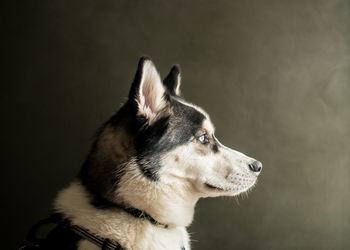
left=55, top=181, right=191, bottom=250
left=114, top=160, right=198, bottom=227
left=159, top=117, right=258, bottom=198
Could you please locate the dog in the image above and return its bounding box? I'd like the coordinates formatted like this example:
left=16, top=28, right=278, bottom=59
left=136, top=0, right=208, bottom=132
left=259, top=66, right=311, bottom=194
left=24, top=57, right=262, bottom=250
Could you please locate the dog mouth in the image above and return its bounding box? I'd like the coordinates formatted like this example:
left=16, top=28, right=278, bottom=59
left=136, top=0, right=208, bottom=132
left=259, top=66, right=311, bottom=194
left=204, top=179, right=256, bottom=194
left=205, top=183, right=227, bottom=191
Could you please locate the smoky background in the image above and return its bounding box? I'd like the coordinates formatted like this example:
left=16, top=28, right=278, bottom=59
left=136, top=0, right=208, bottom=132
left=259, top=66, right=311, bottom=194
left=2, top=0, right=350, bottom=249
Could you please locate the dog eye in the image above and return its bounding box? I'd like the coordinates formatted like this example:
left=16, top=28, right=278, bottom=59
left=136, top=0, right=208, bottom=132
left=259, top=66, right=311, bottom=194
left=198, top=134, right=209, bottom=144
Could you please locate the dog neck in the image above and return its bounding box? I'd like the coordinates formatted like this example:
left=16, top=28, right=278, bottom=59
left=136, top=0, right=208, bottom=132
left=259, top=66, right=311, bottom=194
left=113, top=165, right=199, bottom=227
left=55, top=175, right=198, bottom=241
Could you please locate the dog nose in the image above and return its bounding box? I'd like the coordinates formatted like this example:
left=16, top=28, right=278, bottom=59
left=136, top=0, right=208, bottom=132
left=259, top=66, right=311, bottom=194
left=248, top=161, right=262, bottom=173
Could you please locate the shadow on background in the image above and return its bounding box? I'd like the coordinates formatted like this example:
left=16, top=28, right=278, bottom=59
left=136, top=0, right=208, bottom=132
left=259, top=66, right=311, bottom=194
left=2, top=1, right=350, bottom=249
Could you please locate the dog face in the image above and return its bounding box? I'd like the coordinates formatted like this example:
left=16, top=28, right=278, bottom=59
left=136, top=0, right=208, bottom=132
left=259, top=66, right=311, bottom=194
left=131, top=58, right=262, bottom=198
left=159, top=115, right=262, bottom=198
left=80, top=57, right=262, bottom=208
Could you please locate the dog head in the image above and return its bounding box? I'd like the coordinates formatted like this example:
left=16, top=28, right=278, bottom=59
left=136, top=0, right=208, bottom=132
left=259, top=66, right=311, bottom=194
left=80, top=57, right=262, bottom=223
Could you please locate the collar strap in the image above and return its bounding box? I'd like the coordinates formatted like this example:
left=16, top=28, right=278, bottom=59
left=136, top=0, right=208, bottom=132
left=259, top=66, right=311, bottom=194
left=24, top=214, right=125, bottom=250
left=91, top=196, right=169, bottom=229
left=24, top=214, right=184, bottom=250
left=69, top=224, right=123, bottom=250
left=120, top=206, right=169, bottom=229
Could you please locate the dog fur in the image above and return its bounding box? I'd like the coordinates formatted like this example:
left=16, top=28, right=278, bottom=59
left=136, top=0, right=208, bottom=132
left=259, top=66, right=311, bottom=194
left=53, top=57, right=262, bottom=250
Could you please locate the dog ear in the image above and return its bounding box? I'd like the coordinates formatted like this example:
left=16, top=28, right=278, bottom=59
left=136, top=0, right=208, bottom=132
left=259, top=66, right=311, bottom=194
left=163, top=65, right=181, bottom=96
left=129, top=56, right=168, bottom=123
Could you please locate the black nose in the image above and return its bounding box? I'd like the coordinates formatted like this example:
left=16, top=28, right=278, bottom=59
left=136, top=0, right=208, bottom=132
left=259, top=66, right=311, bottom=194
left=248, top=161, right=263, bottom=173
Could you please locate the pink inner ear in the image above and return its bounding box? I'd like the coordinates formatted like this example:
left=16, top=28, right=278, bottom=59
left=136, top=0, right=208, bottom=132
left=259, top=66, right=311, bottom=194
left=139, top=61, right=165, bottom=114
left=142, top=75, right=157, bottom=110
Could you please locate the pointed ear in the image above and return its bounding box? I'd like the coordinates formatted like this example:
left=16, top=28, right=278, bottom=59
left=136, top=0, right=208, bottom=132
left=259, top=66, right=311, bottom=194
left=163, top=65, right=181, bottom=96
left=129, top=57, right=168, bottom=123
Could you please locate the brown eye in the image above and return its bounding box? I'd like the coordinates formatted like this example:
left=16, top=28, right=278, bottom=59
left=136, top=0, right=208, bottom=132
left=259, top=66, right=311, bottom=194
left=198, top=134, right=209, bottom=144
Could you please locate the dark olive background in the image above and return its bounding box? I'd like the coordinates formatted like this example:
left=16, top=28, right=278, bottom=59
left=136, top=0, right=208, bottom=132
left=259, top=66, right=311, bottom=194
left=2, top=1, right=350, bottom=249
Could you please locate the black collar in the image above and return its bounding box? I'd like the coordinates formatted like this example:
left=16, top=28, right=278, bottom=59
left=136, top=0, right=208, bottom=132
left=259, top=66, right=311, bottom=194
left=120, top=206, right=169, bottom=229
left=90, top=196, right=169, bottom=228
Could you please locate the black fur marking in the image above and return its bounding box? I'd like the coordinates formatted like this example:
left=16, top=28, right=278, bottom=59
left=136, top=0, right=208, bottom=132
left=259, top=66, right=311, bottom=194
left=134, top=98, right=206, bottom=180
left=163, top=65, right=181, bottom=96
left=80, top=97, right=206, bottom=201
left=211, top=136, right=221, bottom=153
left=212, top=144, right=219, bottom=153
left=80, top=57, right=207, bottom=204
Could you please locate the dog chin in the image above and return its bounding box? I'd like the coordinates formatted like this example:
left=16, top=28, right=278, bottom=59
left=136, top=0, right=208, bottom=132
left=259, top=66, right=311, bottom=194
left=202, top=179, right=257, bottom=197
